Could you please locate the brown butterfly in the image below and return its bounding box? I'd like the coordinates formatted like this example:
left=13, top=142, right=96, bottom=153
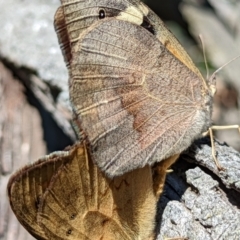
left=54, top=0, right=215, bottom=177
left=8, top=142, right=158, bottom=240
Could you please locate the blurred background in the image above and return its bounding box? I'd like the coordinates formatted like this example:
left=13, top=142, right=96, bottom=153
left=0, top=0, right=240, bottom=239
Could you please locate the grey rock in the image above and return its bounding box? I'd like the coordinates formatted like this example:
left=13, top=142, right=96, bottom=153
left=157, top=139, right=240, bottom=240
left=0, top=0, right=68, bottom=101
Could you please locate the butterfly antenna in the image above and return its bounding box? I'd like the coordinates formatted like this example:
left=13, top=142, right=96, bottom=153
left=209, top=55, right=240, bottom=82
left=198, top=34, right=209, bottom=80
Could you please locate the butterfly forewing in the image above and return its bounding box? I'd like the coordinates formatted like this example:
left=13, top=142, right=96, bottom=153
left=56, top=0, right=204, bottom=82
left=54, top=6, right=72, bottom=68
left=70, top=18, right=212, bottom=177
left=57, top=0, right=142, bottom=56
left=38, top=143, right=156, bottom=240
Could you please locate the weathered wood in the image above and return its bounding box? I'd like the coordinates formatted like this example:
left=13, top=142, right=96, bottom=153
left=0, top=62, right=46, bottom=240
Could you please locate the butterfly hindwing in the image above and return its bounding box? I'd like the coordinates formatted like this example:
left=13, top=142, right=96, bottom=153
left=70, top=18, right=211, bottom=177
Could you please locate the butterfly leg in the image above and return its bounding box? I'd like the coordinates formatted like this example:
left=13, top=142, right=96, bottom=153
left=152, top=154, right=180, bottom=198
left=203, top=125, right=240, bottom=170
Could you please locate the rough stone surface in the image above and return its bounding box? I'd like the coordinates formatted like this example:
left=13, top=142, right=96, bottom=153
left=156, top=139, right=240, bottom=240
left=0, top=0, right=68, bottom=105
left=183, top=138, right=240, bottom=192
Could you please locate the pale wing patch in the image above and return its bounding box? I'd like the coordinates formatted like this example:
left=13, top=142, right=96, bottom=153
left=116, top=6, right=143, bottom=25
left=137, top=2, right=149, bottom=16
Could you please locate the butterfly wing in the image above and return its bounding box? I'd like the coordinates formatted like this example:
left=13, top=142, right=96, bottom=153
left=69, top=18, right=211, bottom=177
left=56, top=0, right=148, bottom=55
left=7, top=151, right=69, bottom=239
left=38, top=143, right=156, bottom=240
left=55, top=0, right=205, bottom=82
left=54, top=6, right=72, bottom=68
